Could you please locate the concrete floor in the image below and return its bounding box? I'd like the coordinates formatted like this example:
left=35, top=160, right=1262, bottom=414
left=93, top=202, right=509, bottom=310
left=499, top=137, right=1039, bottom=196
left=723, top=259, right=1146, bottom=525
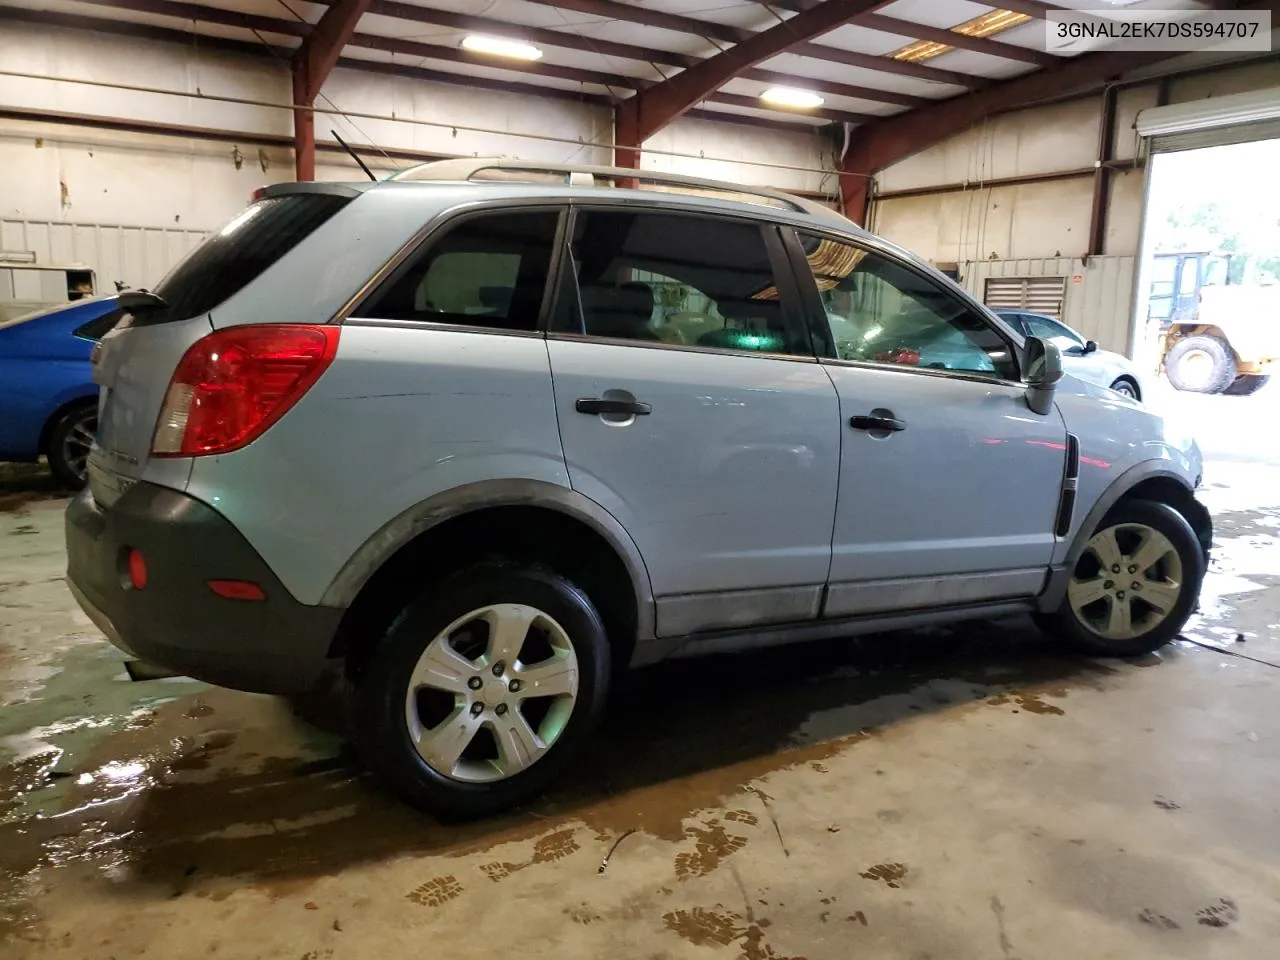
left=2, top=380, right=1279, bottom=960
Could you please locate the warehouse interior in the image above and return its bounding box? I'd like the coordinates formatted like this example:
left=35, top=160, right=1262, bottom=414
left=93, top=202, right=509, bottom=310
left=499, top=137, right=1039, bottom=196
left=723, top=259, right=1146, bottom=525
left=3, top=0, right=1280, bottom=957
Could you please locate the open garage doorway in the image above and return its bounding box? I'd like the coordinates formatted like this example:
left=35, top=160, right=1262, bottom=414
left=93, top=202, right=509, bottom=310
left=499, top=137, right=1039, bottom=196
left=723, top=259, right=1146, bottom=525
left=1135, top=136, right=1280, bottom=401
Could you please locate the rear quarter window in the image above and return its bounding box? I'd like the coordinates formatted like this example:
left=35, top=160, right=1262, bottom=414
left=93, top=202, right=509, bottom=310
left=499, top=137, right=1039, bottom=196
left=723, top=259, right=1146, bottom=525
left=152, top=193, right=350, bottom=322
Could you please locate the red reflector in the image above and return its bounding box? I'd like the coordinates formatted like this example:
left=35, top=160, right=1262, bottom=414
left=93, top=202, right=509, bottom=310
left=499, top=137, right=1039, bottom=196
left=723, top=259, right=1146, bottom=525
left=207, top=580, right=267, bottom=602
left=152, top=325, right=339, bottom=457
left=127, top=549, right=148, bottom=590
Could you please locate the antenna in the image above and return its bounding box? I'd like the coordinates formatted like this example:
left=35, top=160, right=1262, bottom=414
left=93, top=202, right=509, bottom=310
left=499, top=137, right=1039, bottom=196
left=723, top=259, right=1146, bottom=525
left=331, top=129, right=376, bottom=182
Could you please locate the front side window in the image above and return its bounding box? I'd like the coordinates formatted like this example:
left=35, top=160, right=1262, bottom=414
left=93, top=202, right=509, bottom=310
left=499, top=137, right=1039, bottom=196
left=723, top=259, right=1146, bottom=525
left=553, top=210, right=807, bottom=356
left=354, top=210, right=560, bottom=331
left=1023, top=315, right=1084, bottom=354
left=796, top=232, right=1017, bottom=379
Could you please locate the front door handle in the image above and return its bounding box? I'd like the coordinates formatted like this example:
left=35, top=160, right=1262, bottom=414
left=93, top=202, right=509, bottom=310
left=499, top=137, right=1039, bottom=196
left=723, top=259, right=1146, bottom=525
left=576, top=398, right=651, bottom=416
left=850, top=414, right=906, bottom=432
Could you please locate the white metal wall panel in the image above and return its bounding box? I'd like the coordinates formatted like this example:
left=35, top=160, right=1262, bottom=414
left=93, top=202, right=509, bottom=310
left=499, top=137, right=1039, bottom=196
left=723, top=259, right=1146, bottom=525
left=963, top=256, right=1137, bottom=355
left=0, top=219, right=206, bottom=293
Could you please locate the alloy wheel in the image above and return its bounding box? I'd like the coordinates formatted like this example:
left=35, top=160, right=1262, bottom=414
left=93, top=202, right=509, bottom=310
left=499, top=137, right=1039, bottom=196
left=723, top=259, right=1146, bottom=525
left=404, top=603, right=579, bottom=783
left=1067, top=523, right=1184, bottom=641
left=61, top=411, right=97, bottom=484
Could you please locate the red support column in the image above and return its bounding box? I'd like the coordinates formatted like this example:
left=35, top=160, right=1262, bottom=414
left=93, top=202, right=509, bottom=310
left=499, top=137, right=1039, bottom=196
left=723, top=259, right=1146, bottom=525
left=292, top=63, right=315, bottom=182
left=613, top=99, right=640, bottom=172
left=291, top=0, right=372, bottom=182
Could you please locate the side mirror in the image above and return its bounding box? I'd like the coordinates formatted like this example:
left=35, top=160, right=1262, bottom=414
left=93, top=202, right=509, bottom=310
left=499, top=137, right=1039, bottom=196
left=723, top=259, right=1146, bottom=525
left=1023, top=336, right=1063, bottom=415
left=1083, top=339, right=1098, bottom=355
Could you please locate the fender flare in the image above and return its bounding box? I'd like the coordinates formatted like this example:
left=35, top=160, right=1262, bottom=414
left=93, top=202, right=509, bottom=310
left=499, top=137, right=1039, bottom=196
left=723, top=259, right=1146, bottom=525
left=319, top=479, right=657, bottom=640
left=1042, top=460, right=1201, bottom=611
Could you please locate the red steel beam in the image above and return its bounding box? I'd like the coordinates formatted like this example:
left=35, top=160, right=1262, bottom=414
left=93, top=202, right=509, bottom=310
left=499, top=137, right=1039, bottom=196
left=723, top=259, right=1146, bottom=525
left=837, top=47, right=1181, bottom=217
left=744, top=2, right=1059, bottom=65
left=292, top=0, right=372, bottom=180
left=859, top=13, right=1057, bottom=67
left=616, top=0, right=891, bottom=159
left=522, top=0, right=986, bottom=88
left=349, top=0, right=932, bottom=109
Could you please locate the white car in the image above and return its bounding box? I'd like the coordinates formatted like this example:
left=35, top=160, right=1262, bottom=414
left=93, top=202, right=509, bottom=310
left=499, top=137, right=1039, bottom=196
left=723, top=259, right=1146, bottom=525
left=995, top=311, right=1147, bottom=401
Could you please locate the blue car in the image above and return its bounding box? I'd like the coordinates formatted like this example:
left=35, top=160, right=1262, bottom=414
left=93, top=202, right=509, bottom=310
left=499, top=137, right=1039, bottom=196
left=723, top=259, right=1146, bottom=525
left=0, top=296, right=120, bottom=487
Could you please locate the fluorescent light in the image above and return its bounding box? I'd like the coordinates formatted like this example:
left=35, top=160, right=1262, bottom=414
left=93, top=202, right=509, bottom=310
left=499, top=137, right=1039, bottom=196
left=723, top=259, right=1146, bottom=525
left=760, top=87, right=824, bottom=110
left=461, top=35, right=543, bottom=61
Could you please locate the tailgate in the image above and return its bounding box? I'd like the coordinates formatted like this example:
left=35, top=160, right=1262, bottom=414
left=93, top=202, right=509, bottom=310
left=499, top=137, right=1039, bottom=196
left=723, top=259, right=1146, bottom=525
left=89, top=313, right=212, bottom=507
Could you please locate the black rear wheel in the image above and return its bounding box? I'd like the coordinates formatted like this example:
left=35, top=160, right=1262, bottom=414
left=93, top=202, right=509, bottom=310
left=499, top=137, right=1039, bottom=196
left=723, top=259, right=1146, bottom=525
left=353, top=564, right=610, bottom=818
left=1223, top=374, right=1270, bottom=397
left=46, top=402, right=97, bottom=489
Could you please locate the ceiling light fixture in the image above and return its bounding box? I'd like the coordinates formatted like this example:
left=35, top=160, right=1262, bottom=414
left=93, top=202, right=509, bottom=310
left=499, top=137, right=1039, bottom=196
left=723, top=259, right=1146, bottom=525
left=891, top=9, right=1031, bottom=63
left=461, top=35, right=543, bottom=61
left=760, top=87, right=825, bottom=110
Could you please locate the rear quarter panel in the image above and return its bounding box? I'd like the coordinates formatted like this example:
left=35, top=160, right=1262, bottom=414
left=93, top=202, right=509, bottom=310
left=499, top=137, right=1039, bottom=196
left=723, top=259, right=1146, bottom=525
left=0, top=311, right=97, bottom=459
left=183, top=325, right=570, bottom=605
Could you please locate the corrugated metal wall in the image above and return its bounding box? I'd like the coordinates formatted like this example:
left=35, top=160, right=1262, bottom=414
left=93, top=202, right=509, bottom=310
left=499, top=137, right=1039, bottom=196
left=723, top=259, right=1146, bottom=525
left=962, top=255, right=1137, bottom=354
left=0, top=219, right=208, bottom=294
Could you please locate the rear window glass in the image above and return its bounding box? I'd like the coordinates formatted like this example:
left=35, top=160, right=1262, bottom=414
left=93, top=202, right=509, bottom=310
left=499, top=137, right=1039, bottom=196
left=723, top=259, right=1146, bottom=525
left=152, top=194, right=349, bottom=321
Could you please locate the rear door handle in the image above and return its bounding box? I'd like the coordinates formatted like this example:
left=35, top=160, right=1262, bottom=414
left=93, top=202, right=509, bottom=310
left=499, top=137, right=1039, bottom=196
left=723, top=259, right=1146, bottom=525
left=850, top=414, right=906, bottom=432
left=576, top=398, right=652, bottom=416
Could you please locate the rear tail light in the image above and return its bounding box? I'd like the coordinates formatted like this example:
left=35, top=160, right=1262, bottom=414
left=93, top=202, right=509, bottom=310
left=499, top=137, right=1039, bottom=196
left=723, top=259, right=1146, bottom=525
left=152, top=325, right=339, bottom=457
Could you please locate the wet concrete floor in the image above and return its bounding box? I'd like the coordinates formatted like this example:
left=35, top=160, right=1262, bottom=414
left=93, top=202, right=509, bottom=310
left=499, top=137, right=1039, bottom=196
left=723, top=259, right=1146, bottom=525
left=2, top=392, right=1279, bottom=960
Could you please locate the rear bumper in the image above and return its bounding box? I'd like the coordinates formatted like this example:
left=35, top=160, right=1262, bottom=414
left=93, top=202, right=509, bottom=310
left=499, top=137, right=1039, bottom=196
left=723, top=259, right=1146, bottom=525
left=65, top=482, right=342, bottom=694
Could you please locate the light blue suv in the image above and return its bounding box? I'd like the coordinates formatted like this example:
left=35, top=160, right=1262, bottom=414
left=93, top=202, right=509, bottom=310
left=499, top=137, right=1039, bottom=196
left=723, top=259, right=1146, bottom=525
left=66, top=160, right=1211, bottom=817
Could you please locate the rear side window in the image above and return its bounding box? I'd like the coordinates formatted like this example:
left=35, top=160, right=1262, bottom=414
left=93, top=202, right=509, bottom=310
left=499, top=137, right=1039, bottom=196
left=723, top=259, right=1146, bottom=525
left=552, top=210, right=809, bottom=356
left=73, top=308, right=122, bottom=341
left=352, top=211, right=560, bottom=332
left=152, top=194, right=349, bottom=321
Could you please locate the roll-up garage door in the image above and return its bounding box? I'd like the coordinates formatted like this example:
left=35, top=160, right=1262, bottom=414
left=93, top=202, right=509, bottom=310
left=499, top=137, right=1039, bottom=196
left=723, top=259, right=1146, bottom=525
left=983, top=276, right=1067, bottom=319
left=1136, top=86, right=1280, bottom=153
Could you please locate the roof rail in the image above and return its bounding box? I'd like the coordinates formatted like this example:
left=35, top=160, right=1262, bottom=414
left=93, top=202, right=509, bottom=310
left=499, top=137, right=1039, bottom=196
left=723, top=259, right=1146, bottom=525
left=388, top=158, right=845, bottom=223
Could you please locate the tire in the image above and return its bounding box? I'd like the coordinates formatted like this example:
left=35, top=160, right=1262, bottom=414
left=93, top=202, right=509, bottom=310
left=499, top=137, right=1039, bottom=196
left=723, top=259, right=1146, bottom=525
left=1037, top=500, right=1205, bottom=658
left=46, top=402, right=97, bottom=489
left=1222, top=374, right=1270, bottom=397
left=1165, top=335, right=1236, bottom=394
left=354, top=564, right=610, bottom=818
left=1109, top=377, right=1139, bottom=401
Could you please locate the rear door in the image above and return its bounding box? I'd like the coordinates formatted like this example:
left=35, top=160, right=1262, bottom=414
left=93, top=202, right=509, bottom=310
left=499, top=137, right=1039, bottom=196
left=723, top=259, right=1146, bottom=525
left=89, top=191, right=352, bottom=506
left=546, top=207, right=840, bottom=637
left=786, top=229, right=1066, bottom=618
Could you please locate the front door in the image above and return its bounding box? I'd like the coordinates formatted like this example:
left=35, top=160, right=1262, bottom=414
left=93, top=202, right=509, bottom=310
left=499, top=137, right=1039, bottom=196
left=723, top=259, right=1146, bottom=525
left=788, top=230, right=1067, bottom=618
left=547, top=208, right=841, bottom=636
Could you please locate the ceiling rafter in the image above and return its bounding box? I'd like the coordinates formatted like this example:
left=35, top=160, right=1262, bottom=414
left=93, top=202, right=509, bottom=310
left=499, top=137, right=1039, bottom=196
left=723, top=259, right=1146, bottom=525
left=73, top=0, right=880, bottom=123
left=0, top=5, right=847, bottom=138
left=744, top=1, right=1058, bottom=65
left=858, top=13, right=1055, bottom=66
left=615, top=0, right=893, bottom=158
left=521, top=0, right=986, bottom=88
left=338, top=0, right=932, bottom=108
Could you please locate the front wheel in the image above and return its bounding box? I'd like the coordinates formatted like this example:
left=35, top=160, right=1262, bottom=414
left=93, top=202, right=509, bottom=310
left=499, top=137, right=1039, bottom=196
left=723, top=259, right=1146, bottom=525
left=1165, top=335, right=1235, bottom=394
left=1037, top=500, right=1205, bottom=657
left=354, top=564, right=610, bottom=818
left=46, top=402, right=97, bottom=489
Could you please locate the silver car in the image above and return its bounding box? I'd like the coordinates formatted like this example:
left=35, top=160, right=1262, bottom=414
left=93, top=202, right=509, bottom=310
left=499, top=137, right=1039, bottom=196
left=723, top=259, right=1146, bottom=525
left=995, top=310, right=1148, bottom=401
left=66, top=160, right=1211, bottom=817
